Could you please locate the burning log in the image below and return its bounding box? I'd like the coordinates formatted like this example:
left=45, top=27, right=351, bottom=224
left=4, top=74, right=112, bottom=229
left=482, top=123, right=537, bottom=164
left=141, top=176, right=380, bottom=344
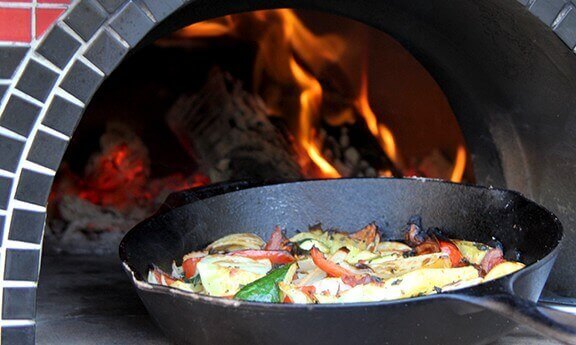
left=166, top=68, right=303, bottom=182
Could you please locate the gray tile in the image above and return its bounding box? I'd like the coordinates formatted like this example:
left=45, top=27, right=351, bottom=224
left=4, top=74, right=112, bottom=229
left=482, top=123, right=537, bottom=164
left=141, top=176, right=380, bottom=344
left=0, top=176, right=13, bottom=210
left=110, top=2, right=155, bottom=47
left=64, top=0, right=108, bottom=41
left=37, top=25, right=82, bottom=69
left=15, top=169, right=53, bottom=206
left=27, top=131, right=68, bottom=170
left=1, top=325, right=35, bottom=345
left=42, top=95, right=84, bottom=136
left=530, top=0, right=567, bottom=26
left=0, top=95, right=41, bottom=137
left=0, top=46, right=28, bottom=79
left=15, top=60, right=59, bottom=102
left=0, top=85, right=7, bottom=103
left=2, top=287, right=37, bottom=319
left=0, top=136, right=25, bottom=172
left=60, top=60, right=104, bottom=103
left=8, top=210, right=44, bottom=244
left=84, top=29, right=128, bottom=74
left=4, top=249, right=40, bottom=281
left=554, top=7, right=576, bottom=48
left=97, top=0, right=126, bottom=13
left=141, top=0, right=182, bottom=21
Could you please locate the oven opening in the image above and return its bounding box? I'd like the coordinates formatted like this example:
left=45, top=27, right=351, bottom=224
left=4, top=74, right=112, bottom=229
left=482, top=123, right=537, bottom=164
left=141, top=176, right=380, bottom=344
left=45, top=9, right=472, bottom=254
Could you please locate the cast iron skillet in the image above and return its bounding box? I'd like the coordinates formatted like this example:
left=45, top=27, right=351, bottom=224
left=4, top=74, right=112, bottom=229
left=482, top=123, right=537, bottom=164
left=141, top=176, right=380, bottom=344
left=120, top=178, right=576, bottom=344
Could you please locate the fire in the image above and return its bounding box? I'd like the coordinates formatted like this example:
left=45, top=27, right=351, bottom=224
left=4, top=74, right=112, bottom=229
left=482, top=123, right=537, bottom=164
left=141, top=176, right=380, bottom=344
left=288, top=50, right=340, bottom=178
left=450, top=145, right=467, bottom=183
left=355, top=66, right=401, bottom=169
left=178, top=9, right=468, bottom=182
left=50, top=123, right=209, bottom=214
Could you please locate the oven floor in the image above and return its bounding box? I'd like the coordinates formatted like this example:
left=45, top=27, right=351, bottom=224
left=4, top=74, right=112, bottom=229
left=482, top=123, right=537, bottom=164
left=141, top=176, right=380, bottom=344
left=36, top=254, right=560, bottom=344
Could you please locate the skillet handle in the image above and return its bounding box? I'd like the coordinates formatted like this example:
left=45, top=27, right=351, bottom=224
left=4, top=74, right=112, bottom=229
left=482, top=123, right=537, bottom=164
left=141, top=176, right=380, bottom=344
left=455, top=293, right=576, bottom=344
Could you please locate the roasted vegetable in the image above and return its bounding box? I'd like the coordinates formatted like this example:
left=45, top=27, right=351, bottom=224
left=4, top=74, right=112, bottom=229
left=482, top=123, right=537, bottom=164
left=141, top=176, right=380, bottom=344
left=196, top=255, right=271, bottom=296
left=230, top=249, right=296, bottom=264
left=438, top=240, right=464, bottom=267
left=235, top=264, right=296, bottom=302
left=206, top=233, right=265, bottom=253
left=310, top=247, right=355, bottom=278
left=452, top=240, right=491, bottom=265
left=484, top=261, right=525, bottom=282
left=149, top=219, right=525, bottom=304
left=265, top=226, right=290, bottom=251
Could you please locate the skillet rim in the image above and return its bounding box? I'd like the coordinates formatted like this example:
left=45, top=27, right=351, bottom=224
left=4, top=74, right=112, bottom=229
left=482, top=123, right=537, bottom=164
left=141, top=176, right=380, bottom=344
left=119, top=177, right=564, bottom=310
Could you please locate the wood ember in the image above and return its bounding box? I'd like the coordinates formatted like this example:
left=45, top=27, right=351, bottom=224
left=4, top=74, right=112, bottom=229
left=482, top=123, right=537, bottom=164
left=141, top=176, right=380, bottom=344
left=47, top=123, right=208, bottom=254
left=166, top=68, right=303, bottom=182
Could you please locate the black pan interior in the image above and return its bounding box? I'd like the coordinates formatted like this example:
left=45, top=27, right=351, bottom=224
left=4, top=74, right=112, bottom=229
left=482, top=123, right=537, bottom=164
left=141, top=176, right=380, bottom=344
left=120, top=178, right=562, bottom=280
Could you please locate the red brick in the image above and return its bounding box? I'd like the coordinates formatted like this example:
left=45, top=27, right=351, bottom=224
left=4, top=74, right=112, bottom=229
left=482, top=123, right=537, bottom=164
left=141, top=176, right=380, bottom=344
left=35, top=8, right=65, bottom=38
left=38, top=0, right=70, bottom=3
left=0, top=8, right=31, bottom=42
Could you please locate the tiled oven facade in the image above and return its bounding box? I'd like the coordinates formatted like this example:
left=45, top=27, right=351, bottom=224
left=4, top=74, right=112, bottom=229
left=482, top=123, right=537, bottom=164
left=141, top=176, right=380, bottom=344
left=0, top=0, right=574, bottom=343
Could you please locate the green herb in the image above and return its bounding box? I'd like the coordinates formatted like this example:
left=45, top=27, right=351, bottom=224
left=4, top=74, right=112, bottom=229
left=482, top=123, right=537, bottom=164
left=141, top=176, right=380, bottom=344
left=234, top=264, right=293, bottom=303
left=185, top=275, right=202, bottom=285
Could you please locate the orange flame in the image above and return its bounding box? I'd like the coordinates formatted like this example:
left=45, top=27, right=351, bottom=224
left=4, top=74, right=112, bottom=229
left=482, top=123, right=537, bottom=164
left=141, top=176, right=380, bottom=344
left=355, top=66, right=401, bottom=169
left=450, top=145, right=466, bottom=183
left=176, top=9, right=468, bottom=182
left=289, top=59, right=340, bottom=177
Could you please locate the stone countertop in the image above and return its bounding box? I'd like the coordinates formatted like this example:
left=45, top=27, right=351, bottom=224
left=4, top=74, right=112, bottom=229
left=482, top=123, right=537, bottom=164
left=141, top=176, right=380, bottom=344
left=36, top=255, right=561, bottom=345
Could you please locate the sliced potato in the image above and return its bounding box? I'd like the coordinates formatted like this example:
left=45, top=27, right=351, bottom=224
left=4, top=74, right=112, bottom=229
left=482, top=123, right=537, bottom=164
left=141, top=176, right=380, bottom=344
left=278, top=282, right=314, bottom=304
left=336, top=266, right=480, bottom=303
left=196, top=255, right=271, bottom=296
left=484, top=261, right=525, bottom=282
left=452, top=240, right=492, bottom=265
left=368, top=252, right=451, bottom=279
left=170, top=280, right=204, bottom=293
left=345, top=250, right=379, bottom=265
left=291, top=229, right=374, bottom=254
left=205, top=233, right=265, bottom=253
left=376, top=241, right=412, bottom=253
left=312, top=277, right=350, bottom=296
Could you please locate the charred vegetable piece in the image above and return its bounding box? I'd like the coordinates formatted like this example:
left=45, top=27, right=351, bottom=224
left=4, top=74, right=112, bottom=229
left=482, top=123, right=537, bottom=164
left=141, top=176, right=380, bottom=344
left=480, top=247, right=506, bottom=275
left=230, top=250, right=296, bottom=264
left=235, top=264, right=295, bottom=303
left=265, top=226, right=290, bottom=251
left=349, top=223, right=380, bottom=250
left=206, top=233, right=265, bottom=253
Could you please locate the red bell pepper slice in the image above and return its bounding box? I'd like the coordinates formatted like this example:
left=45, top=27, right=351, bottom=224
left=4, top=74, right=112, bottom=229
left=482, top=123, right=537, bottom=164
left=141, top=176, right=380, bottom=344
left=182, top=257, right=203, bottom=279
left=310, top=247, right=354, bottom=278
left=439, top=240, right=464, bottom=267
left=230, top=250, right=296, bottom=264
